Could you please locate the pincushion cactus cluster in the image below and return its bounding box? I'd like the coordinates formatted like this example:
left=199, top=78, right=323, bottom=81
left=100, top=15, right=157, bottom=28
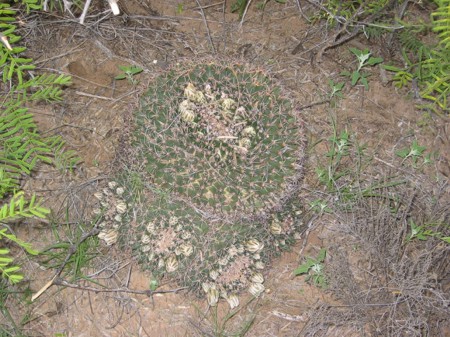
left=94, top=61, right=307, bottom=307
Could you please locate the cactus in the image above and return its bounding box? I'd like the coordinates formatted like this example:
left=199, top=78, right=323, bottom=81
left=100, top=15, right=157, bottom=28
left=137, top=62, right=305, bottom=220
left=95, top=61, right=307, bottom=306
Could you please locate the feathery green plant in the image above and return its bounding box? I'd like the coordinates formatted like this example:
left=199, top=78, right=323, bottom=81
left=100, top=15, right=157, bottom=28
left=0, top=192, right=47, bottom=284
left=383, top=0, right=450, bottom=114
left=0, top=102, right=75, bottom=198
left=311, top=0, right=391, bottom=27
left=432, top=0, right=450, bottom=49
left=1, top=2, right=78, bottom=196
left=0, top=0, right=77, bottom=284
left=308, top=0, right=449, bottom=113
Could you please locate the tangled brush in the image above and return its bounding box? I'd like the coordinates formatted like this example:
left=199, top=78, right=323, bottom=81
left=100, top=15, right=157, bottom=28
left=95, top=61, right=307, bottom=307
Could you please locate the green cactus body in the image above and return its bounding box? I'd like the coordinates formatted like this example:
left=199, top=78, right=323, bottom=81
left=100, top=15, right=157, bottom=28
left=97, top=62, right=306, bottom=300
left=137, top=63, right=304, bottom=221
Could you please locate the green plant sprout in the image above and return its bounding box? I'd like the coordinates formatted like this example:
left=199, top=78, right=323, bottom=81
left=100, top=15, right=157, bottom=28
left=294, top=248, right=327, bottom=288
left=115, top=65, right=143, bottom=85
left=407, top=220, right=434, bottom=241
left=40, top=220, right=100, bottom=281
left=176, top=3, right=184, bottom=14
left=149, top=278, right=159, bottom=291
left=328, top=79, right=345, bottom=99
left=316, top=130, right=351, bottom=190
left=231, top=0, right=248, bottom=18
left=395, top=140, right=429, bottom=168
left=309, top=199, right=331, bottom=214
left=341, top=48, right=383, bottom=90
left=406, top=220, right=450, bottom=244
left=380, top=1, right=450, bottom=114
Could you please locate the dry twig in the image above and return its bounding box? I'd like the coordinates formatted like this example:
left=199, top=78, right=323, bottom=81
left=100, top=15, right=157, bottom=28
left=79, top=0, right=92, bottom=25
left=52, top=278, right=188, bottom=296
left=195, top=0, right=217, bottom=54
left=32, top=226, right=100, bottom=301
left=239, top=0, right=253, bottom=29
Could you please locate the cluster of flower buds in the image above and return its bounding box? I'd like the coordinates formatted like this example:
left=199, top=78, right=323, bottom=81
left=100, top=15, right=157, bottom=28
left=93, top=181, right=127, bottom=246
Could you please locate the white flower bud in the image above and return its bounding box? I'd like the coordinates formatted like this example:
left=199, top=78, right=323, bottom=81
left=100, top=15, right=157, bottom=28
left=94, top=192, right=103, bottom=201
left=141, top=234, right=151, bottom=244
left=248, top=283, right=265, bottom=297
left=209, top=270, right=219, bottom=280
left=245, top=239, right=264, bottom=253
left=226, top=294, right=240, bottom=309
left=228, top=246, right=238, bottom=257
left=250, top=272, right=264, bottom=284
left=165, top=255, right=179, bottom=273
left=98, top=229, right=118, bottom=246
left=141, top=245, right=151, bottom=253
left=108, top=181, right=117, bottom=189
left=146, top=222, right=156, bottom=233
left=179, top=243, right=193, bottom=257
left=207, top=286, right=219, bottom=306
left=242, top=126, right=256, bottom=137
left=116, top=201, right=127, bottom=214
left=254, top=261, right=265, bottom=270
left=270, top=221, right=282, bottom=235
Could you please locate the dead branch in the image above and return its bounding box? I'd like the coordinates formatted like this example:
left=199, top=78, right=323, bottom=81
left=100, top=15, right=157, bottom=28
left=52, top=278, right=188, bottom=297
left=32, top=226, right=100, bottom=301
left=195, top=0, right=217, bottom=54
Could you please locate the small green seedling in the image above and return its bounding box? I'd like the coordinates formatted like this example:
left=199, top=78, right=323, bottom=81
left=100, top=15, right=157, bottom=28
left=149, top=278, right=159, bottom=291
left=176, top=3, right=184, bottom=14
left=406, top=220, right=450, bottom=244
left=231, top=0, right=248, bottom=18
left=341, top=48, right=383, bottom=90
left=382, top=64, right=414, bottom=89
left=115, top=65, right=143, bottom=85
left=328, top=79, right=345, bottom=99
left=294, top=248, right=327, bottom=288
left=309, top=199, right=331, bottom=214
left=395, top=140, right=428, bottom=168
left=316, top=130, right=351, bottom=190
left=406, top=220, right=434, bottom=242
